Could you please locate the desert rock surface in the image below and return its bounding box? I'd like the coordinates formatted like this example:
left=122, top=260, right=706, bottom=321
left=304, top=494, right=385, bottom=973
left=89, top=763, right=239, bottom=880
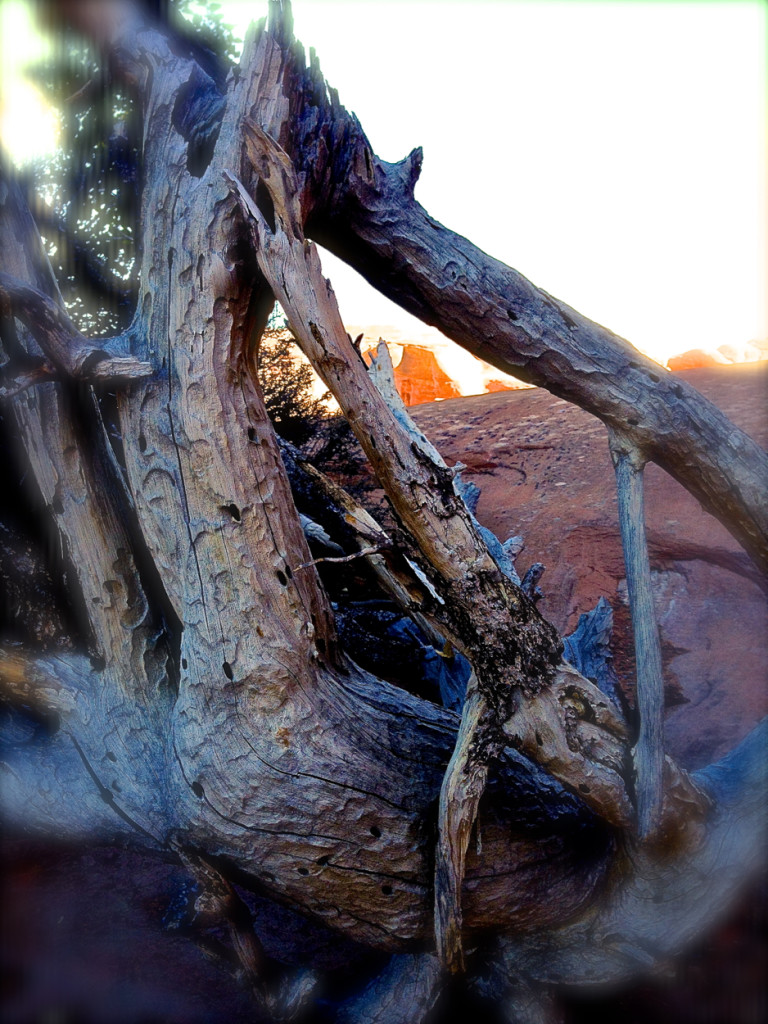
left=412, top=363, right=768, bottom=770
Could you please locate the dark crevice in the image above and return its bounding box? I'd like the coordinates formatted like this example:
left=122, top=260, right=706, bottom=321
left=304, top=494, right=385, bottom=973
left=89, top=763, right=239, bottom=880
left=255, top=179, right=277, bottom=233
left=170, top=65, right=225, bottom=178
left=222, top=502, right=241, bottom=522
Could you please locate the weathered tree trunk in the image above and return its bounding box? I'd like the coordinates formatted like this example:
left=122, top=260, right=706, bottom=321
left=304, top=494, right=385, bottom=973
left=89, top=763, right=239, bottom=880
left=1, top=1, right=765, bottom=1018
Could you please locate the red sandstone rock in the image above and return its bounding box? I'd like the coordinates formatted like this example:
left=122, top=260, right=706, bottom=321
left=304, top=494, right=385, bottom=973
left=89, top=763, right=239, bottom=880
left=485, top=378, right=517, bottom=393
left=392, top=345, right=461, bottom=405
left=667, top=348, right=730, bottom=371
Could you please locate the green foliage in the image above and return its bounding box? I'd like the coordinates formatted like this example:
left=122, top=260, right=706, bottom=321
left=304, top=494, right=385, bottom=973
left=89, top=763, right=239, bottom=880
left=258, top=324, right=331, bottom=447
left=259, top=311, right=367, bottom=481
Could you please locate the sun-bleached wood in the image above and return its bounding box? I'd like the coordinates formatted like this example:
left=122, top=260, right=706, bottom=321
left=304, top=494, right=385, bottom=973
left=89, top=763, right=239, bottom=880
left=610, top=434, right=666, bottom=837
left=0, top=1, right=764, bottom=1014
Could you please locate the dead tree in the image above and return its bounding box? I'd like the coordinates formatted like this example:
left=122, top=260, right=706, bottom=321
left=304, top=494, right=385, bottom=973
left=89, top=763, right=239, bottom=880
left=1, top=2, right=765, bottom=1020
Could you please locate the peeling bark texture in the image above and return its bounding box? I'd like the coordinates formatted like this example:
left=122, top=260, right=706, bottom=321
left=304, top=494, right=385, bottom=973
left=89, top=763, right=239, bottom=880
left=1, top=0, right=766, bottom=1019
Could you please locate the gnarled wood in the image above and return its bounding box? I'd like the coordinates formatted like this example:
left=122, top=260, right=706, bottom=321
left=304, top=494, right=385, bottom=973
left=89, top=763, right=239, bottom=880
left=1, top=2, right=765, bottom=1017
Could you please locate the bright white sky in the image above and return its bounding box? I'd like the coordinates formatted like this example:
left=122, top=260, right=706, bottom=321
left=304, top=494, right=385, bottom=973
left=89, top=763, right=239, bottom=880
left=1, top=0, right=766, bottom=367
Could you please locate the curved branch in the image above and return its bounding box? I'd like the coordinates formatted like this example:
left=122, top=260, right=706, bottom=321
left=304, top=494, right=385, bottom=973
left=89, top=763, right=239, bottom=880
left=273, top=44, right=768, bottom=576
left=0, top=272, right=151, bottom=383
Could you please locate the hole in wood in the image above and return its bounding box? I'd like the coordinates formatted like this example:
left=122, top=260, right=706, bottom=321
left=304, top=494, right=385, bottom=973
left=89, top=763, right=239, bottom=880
left=276, top=570, right=287, bottom=586
left=138, top=434, right=147, bottom=452
left=298, top=866, right=309, bottom=876
left=191, top=781, right=205, bottom=798
left=316, top=855, right=330, bottom=866
left=222, top=661, right=234, bottom=680
left=535, top=731, right=543, bottom=746
left=579, top=784, right=590, bottom=794
left=381, top=884, right=393, bottom=895
left=507, top=308, right=520, bottom=321
left=182, top=658, right=188, bottom=670
left=223, top=503, right=241, bottom=522
left=370, top=825, right=381, bottom=838
left=247, top=427, right=256, bottom=441
left=106, top=751, right=117, bottom=762
left=255, top=179, right=277, bottom=232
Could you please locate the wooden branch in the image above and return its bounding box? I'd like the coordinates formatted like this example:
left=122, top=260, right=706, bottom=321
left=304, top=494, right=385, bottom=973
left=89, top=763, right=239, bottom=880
left=0, top=168, right=156, bottom=684
left=0, top=647, right=80, bottom=715
left=0, top=274, right=151, bottom=383
left=367, top=339, right=520, bottom=584
left=610, top=434, right=665, bottom=838
left=0, top=165, right=174, bottom=846
left=435, top=676, right=494, bottom=973
left=277, top=41, right=768, bottom=576
left=176, top=847, right=318, bottom=1021
left=506, top=663, right=632, bottom=830
left=365, top=339, right=444, bottom=464
left=0, top=361, right=56, bottom=398
left=280, top=439, right=449, bottom=649
left=293, top=543, right=390, bottom=571
left=225, top=141, right=632, bottom=832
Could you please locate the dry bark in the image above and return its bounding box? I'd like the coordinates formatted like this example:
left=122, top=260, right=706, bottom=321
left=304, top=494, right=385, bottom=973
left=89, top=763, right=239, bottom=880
left=0, top=0, right=765, bottom=1016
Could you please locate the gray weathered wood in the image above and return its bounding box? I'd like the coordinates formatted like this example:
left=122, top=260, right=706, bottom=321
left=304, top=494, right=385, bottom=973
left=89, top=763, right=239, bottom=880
left=611, top=436, right=665, bottom=837
left=0, top=2, right=764, bottom=1010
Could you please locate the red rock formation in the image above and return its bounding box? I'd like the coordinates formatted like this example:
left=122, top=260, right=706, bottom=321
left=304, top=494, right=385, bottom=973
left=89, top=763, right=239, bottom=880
left=667, top=348, right=730, bottom=371
left=392, top=345, right=461, bottom=405
left=485, top=378, right=517, bottom=393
